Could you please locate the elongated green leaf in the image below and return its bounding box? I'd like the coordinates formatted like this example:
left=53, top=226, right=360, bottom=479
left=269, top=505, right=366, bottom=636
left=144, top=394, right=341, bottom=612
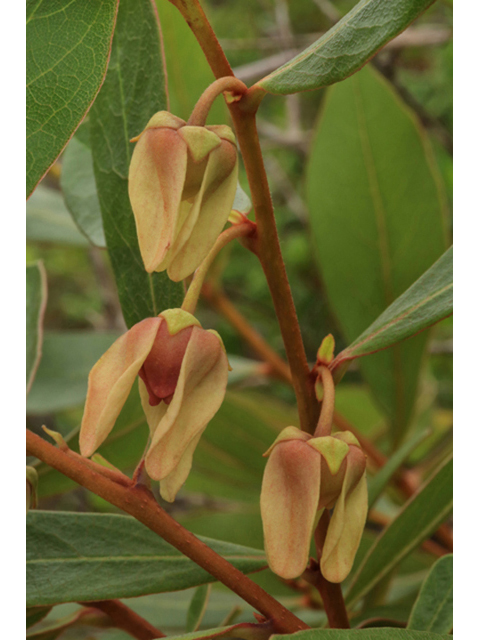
left=408, top=555, right=453, bottom=633
left=368, top=428, right=430, bottom=508
left=306, top=65, right=448, bottom=443
left=257, top=0, right=435, bottom=95
left=27, top=186, right=89, bottom=246
left=60, top=123, right=105, bottom=247
left=27, top=332, right=119, bottom=413
left=334, top=248, right=453, bottom=370
left=26, top=609, right=93, bottom=640
left=270, top=629, right=451, bottom=640
left=26, top=0, right=119, bottom=197
left=156, top=0, right=229, bottom=125
left=186, top=585, right=211, bottom=633
left=26, top=262, right=48, bottom=395
left=89, top=0, right=183, bottom=328
left=26, top=511, right=265, bottom=606
left=27, top=607, right=52, bottom=630
left=347, top=457, right=453, bottom=605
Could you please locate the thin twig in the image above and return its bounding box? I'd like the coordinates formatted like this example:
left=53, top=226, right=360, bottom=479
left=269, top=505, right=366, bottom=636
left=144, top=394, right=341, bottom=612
left=79, top=600, right=165, bottom=640
left=27, top=429, right=309, bottom=634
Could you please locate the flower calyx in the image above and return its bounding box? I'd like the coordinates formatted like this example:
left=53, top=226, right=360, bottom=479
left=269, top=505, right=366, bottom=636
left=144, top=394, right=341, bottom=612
left=260, top=426, right=367, bottom=583
left=79, top=308, right=229, bottom=502
left=128, top=112, right=239, bottom=281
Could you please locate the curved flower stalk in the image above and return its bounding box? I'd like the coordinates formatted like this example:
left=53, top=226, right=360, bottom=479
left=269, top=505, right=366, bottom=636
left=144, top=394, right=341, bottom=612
left=79, top=309, right=229, bottom=501
left=128, top=111, right=238, bottom=282
left=260, top=427, right=367, bottom=583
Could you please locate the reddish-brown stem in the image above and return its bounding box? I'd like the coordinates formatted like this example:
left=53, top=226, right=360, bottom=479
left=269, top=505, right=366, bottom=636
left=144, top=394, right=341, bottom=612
left=168, top=2, right=319, bottom=435
left=182, top=222, right=256, bottom=314
left=168, top=1, right=233, bottom=76
left=309, top=512, right=350, bottom=629
left=229, top=108, right=319, bottom=434
left=79, top=600, right=164, bottom=639
left=187, top=76, right=247, bottom=126
left=27, top=430, right=308, bottom=634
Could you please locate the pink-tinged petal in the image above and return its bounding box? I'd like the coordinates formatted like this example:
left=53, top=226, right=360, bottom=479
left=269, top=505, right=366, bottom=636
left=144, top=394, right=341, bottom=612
left=79, top=318, right=162, bottom=457
left=261, top=439, right=321, bottom=580
left=145, top=327, right=228, bottom=480
left=159, top=432, right=203, bottom=502
left=167, top=142, right=239, bottom=282
left=128, top=128, right=188, bottom=273
left=320, top=447, right=368, bottom=583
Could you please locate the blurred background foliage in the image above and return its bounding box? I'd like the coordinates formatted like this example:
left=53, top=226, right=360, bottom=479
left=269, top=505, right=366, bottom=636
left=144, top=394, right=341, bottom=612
left=26, top=0, right=452, bottom=636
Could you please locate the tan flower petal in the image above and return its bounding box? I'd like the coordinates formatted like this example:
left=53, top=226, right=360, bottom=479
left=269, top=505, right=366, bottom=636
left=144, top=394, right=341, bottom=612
left=129, top=128, right=188, bottom=273
left=320, top=447, right=368, bottom=583
left=145, top=327, right=228, bottom=480
left=167, top=141, right=239, bottom=282
left=159, top=433, right=203, bottom=503
left=80, top=318, right=162, bottom=457
left=261, top=439, right=321, bottom=579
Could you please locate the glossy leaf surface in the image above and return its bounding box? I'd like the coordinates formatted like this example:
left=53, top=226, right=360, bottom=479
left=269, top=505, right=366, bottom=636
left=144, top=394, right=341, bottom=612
left=26, top=0, right=119, bottom=197
left=27, top=186, right=89, bottom=246
left=60, top=123, right=105, bottom=247
left=89, top=0, right=183, bottom=328
left=26, top=511, right=265, bottom=607
left=257, top=0, right=435, bottom=95
left=306, top=65, right=447, bottom=442
left=334, top=247, right=453, bottom=370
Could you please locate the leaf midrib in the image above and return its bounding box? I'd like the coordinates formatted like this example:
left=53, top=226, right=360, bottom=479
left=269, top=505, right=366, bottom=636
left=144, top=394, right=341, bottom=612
left=344, top=281, right=453, bottom=358
left=27, top=554, right=264, bottom=564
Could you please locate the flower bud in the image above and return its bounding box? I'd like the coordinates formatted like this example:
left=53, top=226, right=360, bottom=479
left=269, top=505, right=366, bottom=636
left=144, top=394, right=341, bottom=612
left=129, top=112, right=238, bottom=281
left=260, top=427, right=367, bottom=582
left=79, top=309, right=229, bottom=501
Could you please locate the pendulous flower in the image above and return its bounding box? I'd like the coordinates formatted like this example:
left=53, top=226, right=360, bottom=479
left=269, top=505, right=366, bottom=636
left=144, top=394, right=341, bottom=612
left=260, top=426, right=367, bottom=583
left=79, top=309, right=229, bottom=501
left=128, top=112, right=238, bottom=282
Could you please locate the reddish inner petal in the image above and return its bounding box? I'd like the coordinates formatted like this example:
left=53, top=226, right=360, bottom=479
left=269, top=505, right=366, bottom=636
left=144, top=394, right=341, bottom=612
left=138, top=321, right=194, bottom=406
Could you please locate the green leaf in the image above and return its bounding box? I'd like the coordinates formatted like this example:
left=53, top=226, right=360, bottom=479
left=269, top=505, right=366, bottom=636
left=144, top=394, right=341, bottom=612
left=156, top=0, right=229, bottom=125
left=26, top=262, right=47, bottom=395
left=26, top=186, right=89, bottom=246
left=27, top=607, right=52, bottom=630
left=306, top=65, right=448, bottom=443
left=26, top=0, right=119, bottom=197
left=407, top=555, right=453, bottom=633
left=89, top=0, right=183, bottom=329
left=27, top=332, right=119, bottom=413
left=26, top=511, right=265, bottom=607
left=334, top=248, right=453, bottom=370
left=346, top=457, right=453, bottom=606
left=60, top=123, right=105, bottom=247
left=270, top=629, right=452, bottom=639
left=368, top=428, right=430, bottom=509
left=257, top=0, right=435, bottom=95
left=186, top=585, right=211, bottom=633
left=26, top=609, right=99, bottom=640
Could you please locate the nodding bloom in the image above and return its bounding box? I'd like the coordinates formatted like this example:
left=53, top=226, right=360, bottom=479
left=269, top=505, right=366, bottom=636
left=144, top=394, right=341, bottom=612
left=79, top=309, right=229, bottom=502
left=260, top=427, right=367, bottom=583
left=128, top=112, right=238, bottom=282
